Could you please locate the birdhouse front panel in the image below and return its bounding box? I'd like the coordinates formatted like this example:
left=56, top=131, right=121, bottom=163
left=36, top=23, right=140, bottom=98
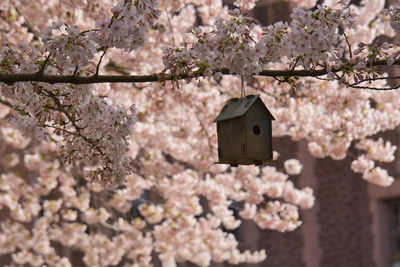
left=244, top=102, right=273, bottom=164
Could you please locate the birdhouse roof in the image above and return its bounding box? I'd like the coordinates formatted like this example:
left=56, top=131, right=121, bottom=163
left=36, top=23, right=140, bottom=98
left=213, top=94, right=275, bottom=122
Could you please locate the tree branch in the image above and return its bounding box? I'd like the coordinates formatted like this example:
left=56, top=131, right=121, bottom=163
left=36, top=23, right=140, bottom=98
left=0, top=59, right=399, bottom=85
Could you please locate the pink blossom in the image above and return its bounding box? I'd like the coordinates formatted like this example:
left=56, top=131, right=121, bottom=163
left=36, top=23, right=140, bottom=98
left=362, top=167, right=394, bottom=187
left=356, top=138, right=397, bottom=162
left=234, top=0, right=257, bottom=10
left=388, top=2, right=400, bottom=34
left=284, top=159, right=303, bottom=175
left=351, top=155, right=375, bottom=173
left=239, top=203, right=257, bottom=219
left=139, top=204, right=164, bottom=224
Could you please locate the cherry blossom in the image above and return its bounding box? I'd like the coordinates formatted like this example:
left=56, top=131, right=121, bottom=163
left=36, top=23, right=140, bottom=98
left=284, top=159, right=303, bottom=175
left=0, top=0, right=400, bottom=266
left=388, top=1, right=400, bottom=35
left=234, top=0, right=258, bottom=10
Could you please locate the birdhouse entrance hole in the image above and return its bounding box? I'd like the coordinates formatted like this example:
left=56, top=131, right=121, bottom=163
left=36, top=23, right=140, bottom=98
left=253, top=125, right=261, bottom=135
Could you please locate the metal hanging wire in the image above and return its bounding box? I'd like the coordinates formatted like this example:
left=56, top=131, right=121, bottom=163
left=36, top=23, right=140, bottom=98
left=241, top=75, right=245, bottom=98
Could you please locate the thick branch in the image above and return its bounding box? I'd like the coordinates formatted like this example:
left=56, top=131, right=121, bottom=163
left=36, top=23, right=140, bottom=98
left=0, top=72, right=160, bottom=85
left=0, top=59, right=399, bottom=85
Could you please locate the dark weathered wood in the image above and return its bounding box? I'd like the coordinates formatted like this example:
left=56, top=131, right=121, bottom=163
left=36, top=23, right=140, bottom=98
left=245, top=101, right=272, bottom=162
left=214, top=95, right=274, bottom=166
left=216, top=117, right=244, bottom=164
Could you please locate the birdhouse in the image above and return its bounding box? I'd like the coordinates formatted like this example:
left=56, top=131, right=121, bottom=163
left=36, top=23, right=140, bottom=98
left=214, top=94, right=275, bottom=167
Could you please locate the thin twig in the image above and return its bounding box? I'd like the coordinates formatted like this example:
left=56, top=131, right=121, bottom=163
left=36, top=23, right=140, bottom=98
left=349, top=84, right=400, bottom=91
left=0, top=96, right=27, bottom=114
left=163, top=1, right=176, bottom=47
left=315, top=77, right=331, bottom=81
left=350, top=76, right=400, bottom=86
left=291, top=56, right=300, bottom=71
left=73, top=65, right=79, bottom=77
left=43, top=88, right=104, bottom=155
left=95, top=47, right=108, bottom=76
left=340, top=26, right=352, bottom=59
left=0, top=96, right=15, bottom=109
left=37, top=54, right=52, bottom=76
left=44, top=124, right=79, bottom=136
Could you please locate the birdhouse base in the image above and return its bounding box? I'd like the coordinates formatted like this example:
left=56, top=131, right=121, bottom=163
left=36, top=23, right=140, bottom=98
left=215, top=158, right=272, bottom=167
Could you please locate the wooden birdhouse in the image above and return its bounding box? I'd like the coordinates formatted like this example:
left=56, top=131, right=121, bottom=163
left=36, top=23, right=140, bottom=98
left=214, top=94, right=275, bottom=167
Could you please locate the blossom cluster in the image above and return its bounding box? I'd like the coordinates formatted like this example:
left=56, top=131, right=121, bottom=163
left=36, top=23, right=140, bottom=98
left=94, top=0, right=159, bottom=51
left=162, top=9, right=263, bottom=80
left=280, top=4, right=355, bottom=68
left=257, top=3, right=356, bottom=69
left=268, top=74, right=400, bottom=188
left=162, top=1, right=356, bottom=79
left=0, top=127, right=314, bottom=266
left=233, top=0, right=258, bottom=10
left=0, top=42, right=138, bottom=183
left=42, top=22, right=97, bottom=72
left=0, top=0, right=162, bottom=183
left=349, top=138, right=397, bottom=186
left=388, top=1, right=400, bottom=35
